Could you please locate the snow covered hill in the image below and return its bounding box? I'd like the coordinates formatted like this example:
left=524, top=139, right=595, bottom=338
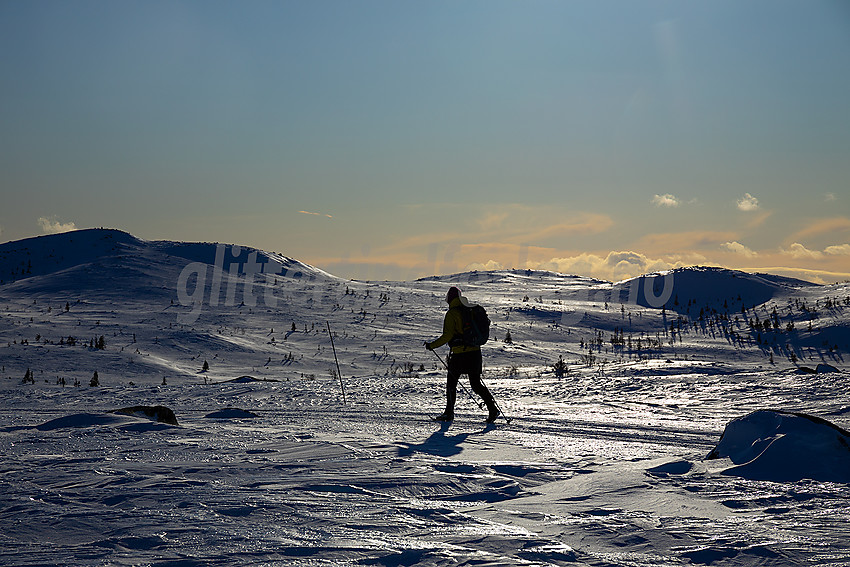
left=0, top=228, right=330, bottom=289
left=1, top=229, right=849, bottom=566
left=614, top=266, right=818, bottom=311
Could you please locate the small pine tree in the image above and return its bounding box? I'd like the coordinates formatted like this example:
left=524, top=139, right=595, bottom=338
left=504, top=331, right=513, bottom=344
left=202, top=360, right=209, bottom=372
left=90, top=371, right=99, bottom=387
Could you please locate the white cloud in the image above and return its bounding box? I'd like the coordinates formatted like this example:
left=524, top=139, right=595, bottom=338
left=721, top=241, right=758, bottom=258
left=38, top=216, right=77, bottom=234
left=781, top=242, right=823, bottom=259
left=825, top=193, right=837, bottom=202
left=737, top=193, right=760, bottom=212
left=652, top=194, right=680, bottom=208
left=538, top=250, right=674, bottom=282
left=466, top=259, right=504, bottom=271
left=825, top=244, right=850, bottom=256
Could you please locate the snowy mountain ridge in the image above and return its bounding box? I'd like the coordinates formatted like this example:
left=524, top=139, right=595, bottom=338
left=1, top=228, right=821, bottom=296
left=0, top=228, right=332, bottom=287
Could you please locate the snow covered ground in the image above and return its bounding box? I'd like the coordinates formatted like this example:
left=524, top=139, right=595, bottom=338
left=1, top=229, right=848, bottom=566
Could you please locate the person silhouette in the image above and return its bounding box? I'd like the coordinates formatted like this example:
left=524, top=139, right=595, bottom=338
left=426, top=286, right=498, bottom=423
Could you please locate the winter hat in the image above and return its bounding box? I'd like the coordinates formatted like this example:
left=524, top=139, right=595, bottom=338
left=445, top=286, right=461, bottom=303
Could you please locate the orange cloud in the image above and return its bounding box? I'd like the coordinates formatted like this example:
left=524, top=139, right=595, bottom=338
left=744, top=210, right=773, bottom=229
left=788, top=217, right=850, bottom=243
left=780, top=243, right=823, bottom=259
left=299, top=210, right=333, bottom=219
left=522, top=213, right=615, bottom=242
left=825, top=244, right=850, bottom=256
left=634, top=230, right=740, bottom=254
left=745, top=267, right=850, bottom=285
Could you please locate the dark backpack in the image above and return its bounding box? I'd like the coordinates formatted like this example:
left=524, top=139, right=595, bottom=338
left=459, top=304, right=490, bottom=347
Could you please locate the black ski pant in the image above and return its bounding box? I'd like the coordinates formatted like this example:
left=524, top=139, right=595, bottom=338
left=445, top=350, right=495, bottom=415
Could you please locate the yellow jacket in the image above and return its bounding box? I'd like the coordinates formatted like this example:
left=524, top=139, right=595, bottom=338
left=427, top=297, right=480, bottom=354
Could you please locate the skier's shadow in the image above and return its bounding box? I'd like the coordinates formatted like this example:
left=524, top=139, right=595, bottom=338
left=397, top=421, right=493, bottom=458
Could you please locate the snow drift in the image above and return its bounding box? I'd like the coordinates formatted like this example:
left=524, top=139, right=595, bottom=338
left=707, top=410, right=850, bottom=483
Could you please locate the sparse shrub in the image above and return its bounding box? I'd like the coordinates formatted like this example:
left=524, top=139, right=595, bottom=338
left=553, top=356, right=568, bottom=378
left=504, top=331, right=513, bottom=344
left=401, top=362, right=417, bottom=374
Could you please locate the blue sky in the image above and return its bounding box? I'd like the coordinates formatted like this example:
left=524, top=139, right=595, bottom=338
left=2, top=0, right=849, bottom=282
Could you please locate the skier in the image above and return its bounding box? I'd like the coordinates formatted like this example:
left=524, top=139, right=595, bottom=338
left=425, top=286, right=499, bottom=423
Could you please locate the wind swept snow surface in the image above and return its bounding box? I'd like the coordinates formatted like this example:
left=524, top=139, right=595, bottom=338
left=1, top=230, right=849, bottom=566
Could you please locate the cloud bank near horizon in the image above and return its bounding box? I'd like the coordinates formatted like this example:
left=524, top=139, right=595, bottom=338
left=37, top=216, right=77, bottom=235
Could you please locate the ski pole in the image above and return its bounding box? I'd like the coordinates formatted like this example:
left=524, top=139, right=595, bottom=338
left=326, top=321, right=346, bottom=405
left=430, top=349, right=485, bottom=410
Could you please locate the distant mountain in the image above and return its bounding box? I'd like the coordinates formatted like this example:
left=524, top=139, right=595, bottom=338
left=0, top=228, right=138, bottom=283
left=0, top=228, right=332, bottom=291
left=613, top=266, right=818, bottom=312
left=422, top=265, right=819, bottom=314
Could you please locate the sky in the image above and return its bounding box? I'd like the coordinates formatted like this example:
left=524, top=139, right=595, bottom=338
left=2, top=0, right=849, bottom=283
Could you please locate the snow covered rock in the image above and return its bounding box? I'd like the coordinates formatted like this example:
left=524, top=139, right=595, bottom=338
left=706, top=410, right=850, bottom=483
left=204, top=408, right=258, bottom=419
left=797, top=363, right=841, bottom=374
left=111, top=405, right=179, bottom=425
left=34, top=409, right=178, bottom=432
left=223, top=376, right=281, bottom=383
